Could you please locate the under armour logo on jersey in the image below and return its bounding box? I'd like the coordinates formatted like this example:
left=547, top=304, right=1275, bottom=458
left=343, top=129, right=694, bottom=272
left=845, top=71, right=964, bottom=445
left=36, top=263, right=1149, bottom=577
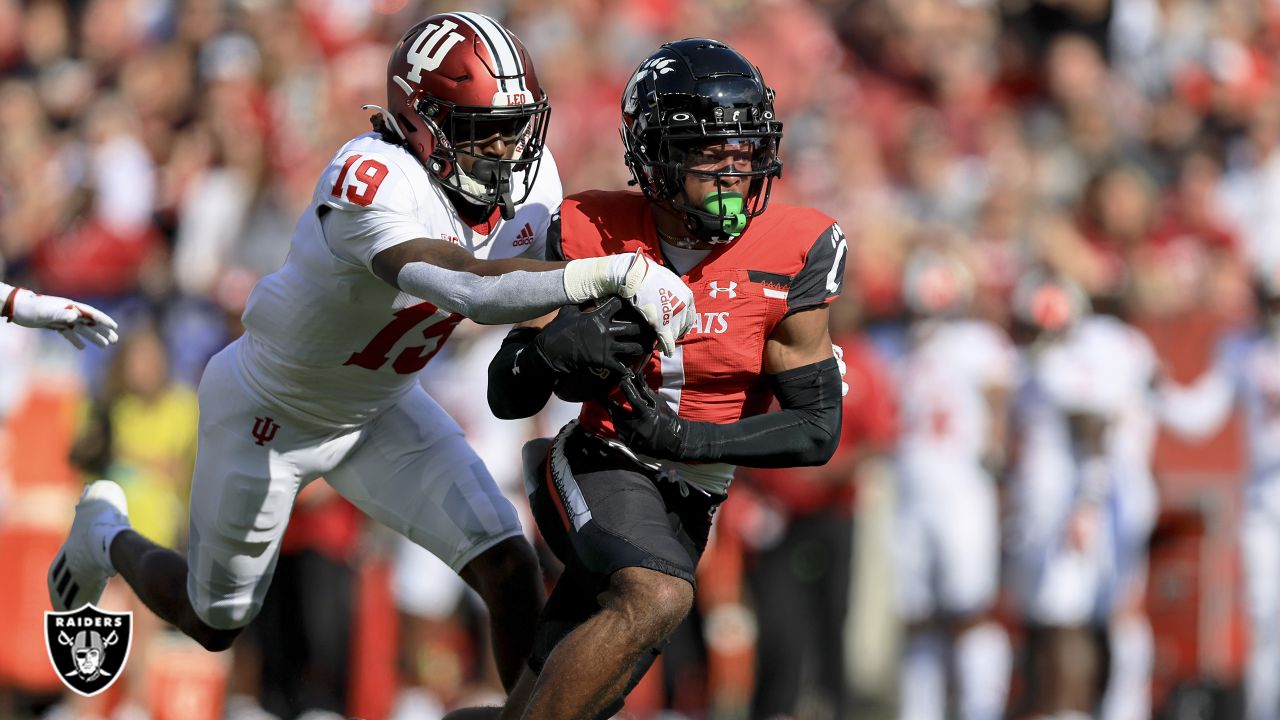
left=252, top=417, right=280, bottom=446
left=513, top=223, right=535, bottom=247
left=708, top=281, right=738, bottom=299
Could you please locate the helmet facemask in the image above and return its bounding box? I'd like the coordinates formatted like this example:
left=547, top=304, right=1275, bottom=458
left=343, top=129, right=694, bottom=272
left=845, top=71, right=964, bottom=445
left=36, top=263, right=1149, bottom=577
left=620, top=41, right=783, bottom=245
left=626, top=117, right=782, bottom=244
left=418, top=96, right=551, bottom=220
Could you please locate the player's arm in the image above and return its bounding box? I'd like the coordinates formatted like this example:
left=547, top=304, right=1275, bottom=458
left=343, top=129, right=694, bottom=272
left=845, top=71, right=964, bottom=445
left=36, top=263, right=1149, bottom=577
left=487, top=299, right=655, bottom=420
left=486, top=310, right=559, bottom=419
left=1, top=281, right=120, bottom=349
left=610, top=305, right=843, bottom=468
left=371, top=238, right=641, bottom=325
left=608, top=221, right=847, bottom=467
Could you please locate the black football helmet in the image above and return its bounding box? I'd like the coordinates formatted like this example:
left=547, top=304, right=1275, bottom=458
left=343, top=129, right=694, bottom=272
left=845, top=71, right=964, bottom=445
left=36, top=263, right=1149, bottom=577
left=621, top=38, right=783, bottom=243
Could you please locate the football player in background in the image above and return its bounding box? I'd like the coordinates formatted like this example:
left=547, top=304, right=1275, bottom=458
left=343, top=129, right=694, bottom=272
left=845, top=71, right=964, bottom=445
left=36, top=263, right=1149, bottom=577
left=1160, top=264, right=1280, bottom=720
left=893, top=249, right=1014, bottom=720
left=1, top=281, right=119, bottom=349
left=46, top=10, right=694, bottom=695
left=478, top=38, right=846, bottom=720
left=1007, top=272, right=1158, bottom=720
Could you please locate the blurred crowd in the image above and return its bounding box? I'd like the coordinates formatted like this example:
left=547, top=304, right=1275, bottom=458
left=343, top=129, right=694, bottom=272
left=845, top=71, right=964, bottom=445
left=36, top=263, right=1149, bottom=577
left=2, top=0, right=1279, bottom=718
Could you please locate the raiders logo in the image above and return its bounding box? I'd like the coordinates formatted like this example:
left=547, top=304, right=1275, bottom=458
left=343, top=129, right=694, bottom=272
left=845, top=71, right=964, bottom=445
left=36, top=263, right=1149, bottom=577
left=45, top=604, right=132, bottom=697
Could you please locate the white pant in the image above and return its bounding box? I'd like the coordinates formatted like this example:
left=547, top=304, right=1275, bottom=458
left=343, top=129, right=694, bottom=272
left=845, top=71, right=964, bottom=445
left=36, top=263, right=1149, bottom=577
left=1244, top=483, right=1280, bottom=720
left=1013, top=477, right=1155, bottom=626
left=186, top=343, right=522, bottom=629
left=895, top=466, right=1000, bottom=620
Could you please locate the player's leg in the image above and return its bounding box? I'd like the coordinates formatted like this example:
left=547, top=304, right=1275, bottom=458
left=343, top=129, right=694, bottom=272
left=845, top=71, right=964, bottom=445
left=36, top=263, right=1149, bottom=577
left=458, top=535, right=543, bottom=690
left=527, top=566, right=690, bottom=719
left=1242, top=503, right=1280, bottom=720
left=747, top=519, right=808, bottom=718
left=1099, top=467, right=1157, bottom=720
left=324, top=388, right=541, bottom=691
left=517, top=426, right=718, bottom=720
left=53, top=346, right=330, bottom=652
left=813, top=508, right=855, bottom=719
left=895, top=488, right=946, bottom=720
left=939, top=476, right=1010, bottom=720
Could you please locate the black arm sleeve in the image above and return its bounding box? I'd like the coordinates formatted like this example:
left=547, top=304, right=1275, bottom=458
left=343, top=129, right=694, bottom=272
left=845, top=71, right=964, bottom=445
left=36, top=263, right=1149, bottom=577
left=681, top=356, right=843, bottom=468
left=487, top=327, right=558, bottom=420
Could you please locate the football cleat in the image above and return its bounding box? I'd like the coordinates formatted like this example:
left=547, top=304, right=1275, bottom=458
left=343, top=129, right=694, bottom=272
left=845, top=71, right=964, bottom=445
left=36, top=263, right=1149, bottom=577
left=48, top=480, right=130, bottom=612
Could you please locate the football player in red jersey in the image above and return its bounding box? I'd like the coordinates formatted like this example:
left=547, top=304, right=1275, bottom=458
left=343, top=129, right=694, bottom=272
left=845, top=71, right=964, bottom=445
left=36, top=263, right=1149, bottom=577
left=480, top=38, right=847, bottom=720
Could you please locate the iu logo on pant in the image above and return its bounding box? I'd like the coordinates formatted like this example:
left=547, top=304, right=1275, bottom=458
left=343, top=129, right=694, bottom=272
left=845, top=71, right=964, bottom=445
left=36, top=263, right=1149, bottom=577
left=45, top=604, right=133, bottom=697
left=252, top=416, right=280, bottom=446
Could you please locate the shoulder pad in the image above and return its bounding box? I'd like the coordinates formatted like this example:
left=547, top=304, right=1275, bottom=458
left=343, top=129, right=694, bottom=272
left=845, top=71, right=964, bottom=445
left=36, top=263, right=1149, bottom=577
left=318, top=147, right=421, bottom=215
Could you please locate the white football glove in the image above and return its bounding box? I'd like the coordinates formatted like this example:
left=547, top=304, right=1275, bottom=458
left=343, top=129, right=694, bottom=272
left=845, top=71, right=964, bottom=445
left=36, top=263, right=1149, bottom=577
left=832, top=343, right=849, bottom=397
left=617, top=254, right=696, bottom=356
left=563, top=251, right=696, bottom=356
left=2, top=287, right=120, bottom=349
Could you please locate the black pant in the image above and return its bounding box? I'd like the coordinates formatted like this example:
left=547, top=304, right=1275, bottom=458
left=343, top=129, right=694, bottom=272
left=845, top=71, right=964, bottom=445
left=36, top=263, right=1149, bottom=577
left=250, top=549, right=354, bottom=719
left=749, top=509, right=854, bottom=719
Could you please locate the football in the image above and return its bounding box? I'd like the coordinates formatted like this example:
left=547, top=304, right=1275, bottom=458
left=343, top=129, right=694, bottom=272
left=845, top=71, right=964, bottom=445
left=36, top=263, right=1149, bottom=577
left=551, top=297, right=657, bottom=403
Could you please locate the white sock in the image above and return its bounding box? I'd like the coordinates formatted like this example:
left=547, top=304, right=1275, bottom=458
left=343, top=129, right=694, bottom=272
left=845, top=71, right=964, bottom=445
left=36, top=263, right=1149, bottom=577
left=1100, top=616, right=1153, bottom=720
left=955, top=621, right=1012, bottom=720
left=900, top=630, right=947, bottom=720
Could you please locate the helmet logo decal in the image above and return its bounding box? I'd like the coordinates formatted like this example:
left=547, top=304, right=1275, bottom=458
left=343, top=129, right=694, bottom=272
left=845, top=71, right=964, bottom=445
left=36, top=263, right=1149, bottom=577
left=624, top=57, right=677, bottom=114
left=404, top=19, right=465, bottom=83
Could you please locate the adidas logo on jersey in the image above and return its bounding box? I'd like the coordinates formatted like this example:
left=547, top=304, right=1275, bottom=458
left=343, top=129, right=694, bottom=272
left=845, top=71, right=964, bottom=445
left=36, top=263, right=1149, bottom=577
left=512, top=223, right=535, bottom=247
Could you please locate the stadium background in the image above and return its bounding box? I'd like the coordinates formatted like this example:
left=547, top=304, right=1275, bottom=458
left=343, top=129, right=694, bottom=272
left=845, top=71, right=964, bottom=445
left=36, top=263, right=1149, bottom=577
left=0, top=0, right=1276, bottom=717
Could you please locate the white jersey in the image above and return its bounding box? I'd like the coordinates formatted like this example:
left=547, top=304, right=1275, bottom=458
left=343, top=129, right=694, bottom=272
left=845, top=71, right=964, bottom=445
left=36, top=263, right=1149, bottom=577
left=237, top=133, right=562, bottom=427
left=1162, top=330, right=1280, bottom=487
left=1012, top=315, right=1159, bottom=539
left=897, top=319, right=1016, bottom=478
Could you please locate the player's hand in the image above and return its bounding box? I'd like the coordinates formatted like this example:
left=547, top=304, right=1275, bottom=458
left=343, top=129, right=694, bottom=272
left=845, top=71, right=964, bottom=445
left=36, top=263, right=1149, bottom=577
left=832, top=343, right=849, bottom=397
left=1065, top=501, right=1102, bottom=553
left=616, top=252, right=696, bottom=357
left=533, top=297, right=653, bottom=376
left=3, top=288, right=120, bottom=349
left=606, top=372, right=691, bottom=459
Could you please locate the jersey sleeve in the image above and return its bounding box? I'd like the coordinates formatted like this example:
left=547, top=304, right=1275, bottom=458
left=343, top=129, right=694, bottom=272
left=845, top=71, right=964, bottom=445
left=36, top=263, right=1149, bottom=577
left=317, top=151, right=436, bottom=270
left=787, top=222, right=848, bottom=312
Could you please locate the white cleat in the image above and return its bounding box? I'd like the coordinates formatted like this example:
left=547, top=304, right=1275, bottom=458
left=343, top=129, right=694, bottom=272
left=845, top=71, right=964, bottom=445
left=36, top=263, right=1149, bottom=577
left=47, top=480, right=130, bottom=611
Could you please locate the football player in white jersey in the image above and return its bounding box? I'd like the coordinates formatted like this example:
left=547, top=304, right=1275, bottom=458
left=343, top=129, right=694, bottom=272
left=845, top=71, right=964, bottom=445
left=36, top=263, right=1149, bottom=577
left=1007, top=272, right=1158, bottom=720
left=1160, top=264, right=1280, bottom=720
left=894, top=250, right=1014, bottom=720
left=0, top=281, right=118, bottom=349
left=45, top=11, right=695, bottom=692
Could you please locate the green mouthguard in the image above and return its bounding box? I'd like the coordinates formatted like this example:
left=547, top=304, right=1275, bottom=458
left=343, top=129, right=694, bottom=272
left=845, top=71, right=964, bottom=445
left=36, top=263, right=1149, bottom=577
left=703, top=191, right=747, bottom=237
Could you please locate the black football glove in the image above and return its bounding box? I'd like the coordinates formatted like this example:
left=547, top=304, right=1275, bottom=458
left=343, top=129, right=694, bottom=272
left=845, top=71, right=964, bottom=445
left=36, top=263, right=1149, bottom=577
left=606, top=372, right=694, bottom=460
left=533, top=296, right=653, bottom=376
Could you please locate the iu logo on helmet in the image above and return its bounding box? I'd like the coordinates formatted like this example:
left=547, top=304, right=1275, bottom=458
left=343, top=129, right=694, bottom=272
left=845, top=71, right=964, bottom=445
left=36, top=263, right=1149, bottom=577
left=45, top=604, right=133, bottom=697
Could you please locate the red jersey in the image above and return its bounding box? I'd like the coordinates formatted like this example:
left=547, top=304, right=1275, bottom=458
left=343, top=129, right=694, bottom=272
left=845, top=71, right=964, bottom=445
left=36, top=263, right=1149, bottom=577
left=552, top=190, right=846, bottom=486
